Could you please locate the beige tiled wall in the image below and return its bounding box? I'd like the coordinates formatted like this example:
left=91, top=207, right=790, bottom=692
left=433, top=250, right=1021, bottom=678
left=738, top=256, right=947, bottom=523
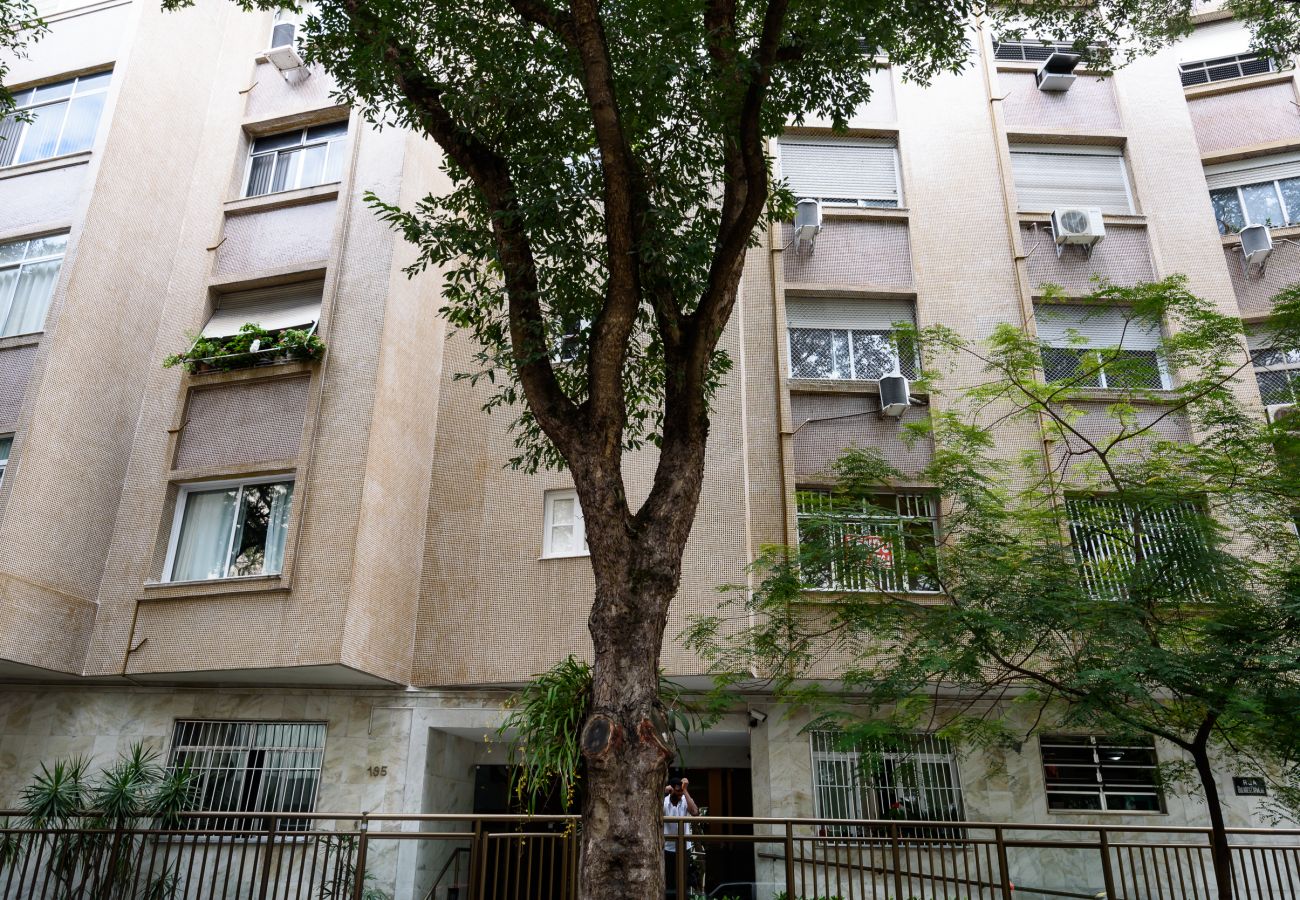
left=999, top=70, right=1122, bottom=132
left=1188, top=80, right=1300, bottom=156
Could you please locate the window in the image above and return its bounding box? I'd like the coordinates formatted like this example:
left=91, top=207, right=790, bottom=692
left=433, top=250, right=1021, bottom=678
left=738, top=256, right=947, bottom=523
left=168, top=720, right=325, bottom=831
left=1204, top=153, right=1300, bottom=234
left=993, top=38, right=1104, bottom=62
left=1040, top=735, right=1163, bottom=812
left=1248, top=329, right=1300, bottom=408
left=811, top=731, right=965, bottom=838
left=1180, top=52, right=1276, bottom=87
left=1065, top=496, right=1207, bottom=601
left=0, top=233, right=67, bottom=338
left=777, top=136, right=901, bottom=208
left=244, top=122, right=347, bottom=197
left=0, top=71, right=110, bottom=168
left=787, top=297, right=917, bottom=381
left=0, top=435, right=10, bottom=488
left=1036, top=304, right=1170, bottom=390
left=268, top=2, right=314, bottom=49
left=797, top=491, right=939, bottom=593
left=165, top=478, right=295, bottom=582
left=203, top=280, right=324, bottom=339
left=1009, top=144, right=1134, bottom=215
left=543, top=489, right=587, bottom=558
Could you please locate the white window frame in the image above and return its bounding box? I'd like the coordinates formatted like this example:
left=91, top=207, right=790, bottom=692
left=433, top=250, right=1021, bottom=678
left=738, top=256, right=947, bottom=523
left=1248, top=329, right=1300, bottom=408
left=242, top=122, right=348, bottom=198
left=1040, top=734, right=1164, bottom=814
left=0, top=233, right=68, bottom=338
left=786, top=326, right=915, bottom=381
left=1209, top=179, right=1300, bottom=233
left=1036, top=305, right=1172, bottom=391
left=0, top=435, right=10, bottom=489
left=542, top=488, right=588, bottom=559
left=268, top=2, right=315, bottom=50
left=0, top=71, right=111, bottom=168
left=167, top=719, right=326, bottom=832
left=162, top=475, right=296, bottom=583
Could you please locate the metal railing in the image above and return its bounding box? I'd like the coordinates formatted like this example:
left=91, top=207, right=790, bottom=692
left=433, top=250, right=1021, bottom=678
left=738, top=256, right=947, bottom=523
left=0, top=812, right=1297, bottom=899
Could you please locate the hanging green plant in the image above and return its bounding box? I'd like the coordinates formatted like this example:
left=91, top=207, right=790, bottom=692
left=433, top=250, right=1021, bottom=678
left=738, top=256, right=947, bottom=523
left=163, top=322, right=325, bottom=374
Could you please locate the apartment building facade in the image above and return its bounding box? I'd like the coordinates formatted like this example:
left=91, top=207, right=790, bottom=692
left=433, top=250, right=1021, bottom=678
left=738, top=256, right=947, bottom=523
left=0, top=0, right=1295, bottom=896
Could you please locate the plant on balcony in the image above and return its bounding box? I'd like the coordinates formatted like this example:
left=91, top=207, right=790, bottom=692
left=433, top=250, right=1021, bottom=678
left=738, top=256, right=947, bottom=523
left=162, top=323, right=325, bottom=374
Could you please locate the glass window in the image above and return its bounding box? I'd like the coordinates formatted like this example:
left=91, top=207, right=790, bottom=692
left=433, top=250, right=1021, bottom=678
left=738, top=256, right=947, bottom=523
left=1209, top=188, right=1246, bottom=235
left=789, top=328, right=917, bottom=381
left=810, top=731, right=965, bottom=840
left=0, top=72, right=111, bottom=168
left=543, top=489, right=588, bottom=558
left=797, top=491, right=939, bottom=593
left=1241, top=182, right=1285, bottom=228
left=1210, top=179, right=1300, bottom=234
left=1041, top=735, right=1163, bottom=812
left=244, top=123, right=348, bottom=197
left=1179, top=52, right=1276, bottom=87
left=167, top=479, right=294, bottom=582
left=0, top=435, right=10, bottom=488
left=168, top=720, right=325, bottom=831
left=0, top=233, right=67, bottom=337
left=1036, top=305, right=1170, bottom=391
left=1251, top=335, right=1300, bottom=407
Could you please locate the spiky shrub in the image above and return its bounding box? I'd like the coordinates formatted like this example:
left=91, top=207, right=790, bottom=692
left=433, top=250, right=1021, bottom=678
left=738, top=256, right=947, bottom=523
left=1, top=743, right=195, bottom=899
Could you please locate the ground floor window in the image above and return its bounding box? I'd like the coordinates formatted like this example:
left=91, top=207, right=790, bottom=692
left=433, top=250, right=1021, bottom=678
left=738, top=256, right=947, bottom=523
left=1040, top=734, right=1163, bottom=812
left=168, top=720, right=326, bottom=831
left=810, top=730, right=965, bottom=838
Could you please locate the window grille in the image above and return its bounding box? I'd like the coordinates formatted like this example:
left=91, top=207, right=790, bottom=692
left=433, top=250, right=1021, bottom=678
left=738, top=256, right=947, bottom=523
left=1040, top=734, right=1163, bottom=812
left=797, top=492, right=939, bottom=593
left=0, top=71, right=111, bottom=168
left=0, top=435, right=10, bottom=489
left=1179, top=52, right=1275, bottom=87
left=1249, top=332, right=1300, bottom=407
left=245, top=122, right=348, bottom=197
left=1065, top=496, right=1207, bottom=601
left=1040, top=346, right=1167, bottom=390
left=168, top=720, right=326, bottom=831
left=810, top=731, right=965, bottom=840
left=993, top=39, right=1098, bottom=62
left=0, top=233, right=67, bottom=338
left=1036, top=304, right=1170, bottom=391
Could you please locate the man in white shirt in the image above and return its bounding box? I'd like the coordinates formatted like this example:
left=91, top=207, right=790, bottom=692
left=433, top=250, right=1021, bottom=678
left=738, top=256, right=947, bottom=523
left=663, top=776, right=699, bottom=897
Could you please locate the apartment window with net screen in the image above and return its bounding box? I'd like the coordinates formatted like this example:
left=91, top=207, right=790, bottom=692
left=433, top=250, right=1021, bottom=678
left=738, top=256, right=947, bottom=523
left=1065, top=496, right=1207, bottom=601
left=787, top=297, right=917, bottom=381
left=0, top=435, right=10, bottom=488
left=1204, top=153, right=1300, bottom=235
left=168, top=721, right=326, bottom=831
left=1179, top=52, right=1275, bottom=87
left=1041, top=735, right=1163, bottom=812
left=811, top=731, right=965, bottom=839
left=1249, top=331, right=1300, bottom=409
left=0, top=233, right=67, bottom=338
left=244, top=122, right=348, bottom=197
left=0, top=71, right=110, bottom=168
left=777, top=136, right=901, bottom=208
left=797, top=491, right=939, bottom=593
left=1036, top=304, right=1170, bottom=391
left=164, top=478, right=295, bottom=582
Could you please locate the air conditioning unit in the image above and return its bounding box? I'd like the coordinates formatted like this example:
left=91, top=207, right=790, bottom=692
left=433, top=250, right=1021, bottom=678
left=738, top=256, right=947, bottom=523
left=1267, top=403, right=1296, bottom=423
left=793, top=198, right=822, bottom=252
left=265, top=42, right=305, bottom=73
left=1239, top=223, right=1273, bottom=276
left=878, top=371, right=910, bottom=417
left=1051, top=207, right=1106, bottom=256
left=1036, top=51, right=1082, bottom=91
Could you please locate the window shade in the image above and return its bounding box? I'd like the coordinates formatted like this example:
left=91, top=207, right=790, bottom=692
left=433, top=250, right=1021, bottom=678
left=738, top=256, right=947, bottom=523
left=203, top=280, right=324, bottom=337
left=1204, top=152, right=1300, bottom=190
left=786, top=296, right=915, bottom=331
left=778, top=136, right=901, bottom=205
left=1035, top=304, right=1160, bottom=350
left=1010, top=145, right=1133, bottom=214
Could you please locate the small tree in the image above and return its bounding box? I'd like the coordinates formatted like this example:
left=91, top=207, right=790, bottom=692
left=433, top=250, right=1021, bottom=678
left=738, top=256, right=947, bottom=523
left=690, top=279, right=1300, bottom=898
left=1, top=743, right=195, bottom=899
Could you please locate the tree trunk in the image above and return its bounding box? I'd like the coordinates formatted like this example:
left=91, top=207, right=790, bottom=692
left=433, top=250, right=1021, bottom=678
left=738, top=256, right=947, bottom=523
left=1191, top=741, right=1235, bottom=899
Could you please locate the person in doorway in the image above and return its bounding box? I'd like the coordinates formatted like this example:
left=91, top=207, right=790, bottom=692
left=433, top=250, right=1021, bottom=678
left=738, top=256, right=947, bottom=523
left=663, top=775, right=699, bottom=898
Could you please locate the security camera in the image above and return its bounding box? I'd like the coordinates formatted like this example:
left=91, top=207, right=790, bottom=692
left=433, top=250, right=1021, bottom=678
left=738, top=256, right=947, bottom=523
left=747, top=708, right=768, bottom=728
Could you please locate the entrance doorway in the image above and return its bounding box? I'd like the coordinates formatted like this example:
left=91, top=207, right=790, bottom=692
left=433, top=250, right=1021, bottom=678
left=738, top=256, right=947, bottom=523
left=669, top=767, right=756, bottom=898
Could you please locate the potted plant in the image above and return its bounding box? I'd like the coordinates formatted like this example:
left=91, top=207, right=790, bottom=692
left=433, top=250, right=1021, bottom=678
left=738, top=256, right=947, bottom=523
left=163, top=322, right=325, bottom=374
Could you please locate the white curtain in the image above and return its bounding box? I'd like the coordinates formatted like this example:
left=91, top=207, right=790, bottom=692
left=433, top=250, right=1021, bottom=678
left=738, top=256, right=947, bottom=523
left=2, top=259, right=61, bottom=336
left=172, top=488, right=238, bottom=581
left=263, top=482, right=294, bottom=575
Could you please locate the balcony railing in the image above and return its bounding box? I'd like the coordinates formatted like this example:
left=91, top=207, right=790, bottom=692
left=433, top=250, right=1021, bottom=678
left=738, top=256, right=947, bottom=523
left=0, top=811, right=1297, bottom=899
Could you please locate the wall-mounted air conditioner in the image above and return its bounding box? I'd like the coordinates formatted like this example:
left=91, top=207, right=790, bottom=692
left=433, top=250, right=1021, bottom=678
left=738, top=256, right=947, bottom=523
left=878, top=371, right=910, bottom=417
left=794, top=198, right=822, bottom=252
left=1239, top=223, right=1273, bottom=277
left=1050, top=207, right=1106, bottom=257
left=1036, top=52, right=1082, bottom=91
left=1267, top=403, right=1296, bottom=423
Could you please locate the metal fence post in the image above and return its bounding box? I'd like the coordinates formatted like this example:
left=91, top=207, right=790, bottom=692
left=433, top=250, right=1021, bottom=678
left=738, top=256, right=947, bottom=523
left=995, top=826, right=1014, bottom=900
left=352, top=812, right=370, bottom=900
left=785, top=820, right=797, bottom=900
left=1099, top=829, right=1117, bottom=900
left=676, top=830, right=686, bottom=899
left=890, top=822, right=905, bottom=900
left=257, top=815, right=279, bottom=900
